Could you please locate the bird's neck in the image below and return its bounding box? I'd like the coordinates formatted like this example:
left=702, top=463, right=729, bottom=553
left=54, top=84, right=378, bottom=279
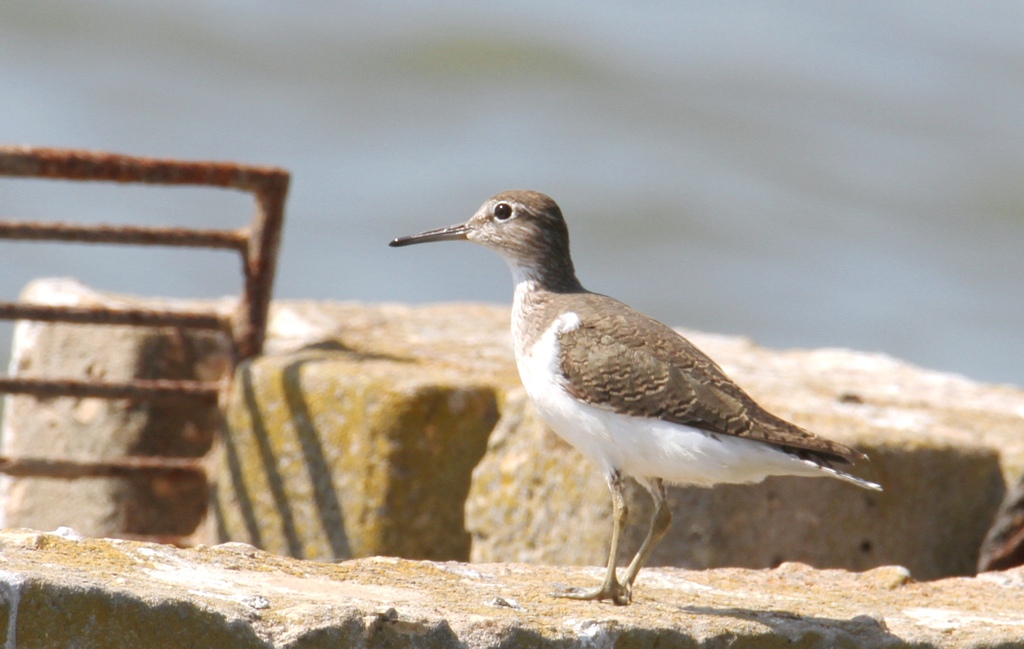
left=505, top=254, right=584, bottom=295
left=509, top=258, right=586, bottom=359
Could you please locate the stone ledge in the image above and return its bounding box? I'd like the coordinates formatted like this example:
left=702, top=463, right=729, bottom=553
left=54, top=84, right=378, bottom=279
left=0, top=530, right=1021, bottom=648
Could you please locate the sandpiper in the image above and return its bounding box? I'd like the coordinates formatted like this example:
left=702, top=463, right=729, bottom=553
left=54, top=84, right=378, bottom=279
left=390, top=190, right=881, bottom=605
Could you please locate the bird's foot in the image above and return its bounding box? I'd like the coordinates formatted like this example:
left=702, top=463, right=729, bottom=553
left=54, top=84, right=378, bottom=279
left=552, top=580, right=632, bottom=606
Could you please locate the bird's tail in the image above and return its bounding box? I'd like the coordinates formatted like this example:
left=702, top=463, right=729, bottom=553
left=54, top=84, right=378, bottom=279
left=802, top=457, right=882, bottom=491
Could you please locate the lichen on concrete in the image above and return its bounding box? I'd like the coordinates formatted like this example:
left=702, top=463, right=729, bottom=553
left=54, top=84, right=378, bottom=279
left=0, top=530, right=1021, bottom=648
left=213, top=305, right=506, bottom=562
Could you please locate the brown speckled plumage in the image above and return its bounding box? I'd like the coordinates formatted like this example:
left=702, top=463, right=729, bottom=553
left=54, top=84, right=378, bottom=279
left=536, top=290, right=862, bottom=464
left=500, top=204, right=864, bottom=466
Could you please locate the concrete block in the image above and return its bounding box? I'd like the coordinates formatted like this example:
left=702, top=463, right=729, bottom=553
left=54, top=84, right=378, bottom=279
left=211, top=302, right=511, bottom=561
left=0, top=279, right=230, bottom=538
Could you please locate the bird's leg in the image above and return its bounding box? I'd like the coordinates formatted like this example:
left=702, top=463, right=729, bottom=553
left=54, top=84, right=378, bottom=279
left=553, top=469, right=632, bottom=605
left=621, top=477, right=671, bottom=590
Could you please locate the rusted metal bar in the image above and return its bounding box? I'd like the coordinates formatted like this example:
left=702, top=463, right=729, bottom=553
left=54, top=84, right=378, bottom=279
left=237, top=184, right=288, bottom=359
left=0, top=145, right=288, bottom=495
left=0, top=145, right=288, bottom=194
left=0, top=302, right=228, bottom=330
left=0, top=145, right=289, bottom=365
left=0, top=220, right=250, bottom=251
left=0, top=377, right=220, bottom=402
left=0, top=455, right=206, bottom=479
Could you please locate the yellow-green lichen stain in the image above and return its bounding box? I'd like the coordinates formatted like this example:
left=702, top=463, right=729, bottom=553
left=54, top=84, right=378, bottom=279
left=212, top=346, right=499, bottom=561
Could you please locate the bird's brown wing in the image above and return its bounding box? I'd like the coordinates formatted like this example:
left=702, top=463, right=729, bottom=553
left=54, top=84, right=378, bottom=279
left=557, top=296, right=863, bottom=464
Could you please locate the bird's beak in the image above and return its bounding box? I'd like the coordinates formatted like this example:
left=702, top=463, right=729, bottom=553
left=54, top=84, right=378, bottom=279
left=389, top=222, right=471, bottom=247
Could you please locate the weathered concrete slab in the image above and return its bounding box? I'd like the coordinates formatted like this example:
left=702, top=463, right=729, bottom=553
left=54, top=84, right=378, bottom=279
left=211, top=303, right=513, bottom=561
left=0, top=529, right=1020, bottom=648
left=980, top=472, right=1024, bottom=571
left=0, top=279, right=231, bottom=538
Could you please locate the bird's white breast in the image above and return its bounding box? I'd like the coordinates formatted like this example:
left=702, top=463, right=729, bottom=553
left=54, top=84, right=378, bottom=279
left=514, top=310, right=832, bottom=486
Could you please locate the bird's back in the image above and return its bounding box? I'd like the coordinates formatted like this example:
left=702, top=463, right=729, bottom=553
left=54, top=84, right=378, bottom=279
left=550, top=291, right=865, bottom=465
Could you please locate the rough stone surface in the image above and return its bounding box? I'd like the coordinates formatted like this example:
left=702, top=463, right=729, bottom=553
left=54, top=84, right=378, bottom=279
left=0, top=529, right=1021, bottom=648
left=0, top=279, right=231, bottom=538
left=211, top=302, right=511, bottom=561
left=979, top=472, right=1024, bottom=572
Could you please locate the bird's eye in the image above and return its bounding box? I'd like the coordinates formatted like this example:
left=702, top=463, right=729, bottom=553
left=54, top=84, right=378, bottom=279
left=493, top=202, right=513, bottom=220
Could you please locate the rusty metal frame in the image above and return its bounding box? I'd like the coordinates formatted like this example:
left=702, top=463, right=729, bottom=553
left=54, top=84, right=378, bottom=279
left=0, top=146, right=289, bottom=497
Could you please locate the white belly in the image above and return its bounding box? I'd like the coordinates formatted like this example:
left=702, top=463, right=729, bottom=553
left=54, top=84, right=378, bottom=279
left=516, top=311, right=828, bottom=486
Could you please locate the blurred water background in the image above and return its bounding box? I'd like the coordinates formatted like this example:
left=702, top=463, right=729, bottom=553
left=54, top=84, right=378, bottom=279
left=0, top=1, right=1022, bottom=386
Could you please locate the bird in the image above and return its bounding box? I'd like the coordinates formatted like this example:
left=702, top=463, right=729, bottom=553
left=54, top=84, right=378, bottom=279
left=390, top=190, right=881, bottom=605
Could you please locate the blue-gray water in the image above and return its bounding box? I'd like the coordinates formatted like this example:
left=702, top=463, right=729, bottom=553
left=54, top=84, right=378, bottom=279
left=1, top=1, right=1022, bottom=386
